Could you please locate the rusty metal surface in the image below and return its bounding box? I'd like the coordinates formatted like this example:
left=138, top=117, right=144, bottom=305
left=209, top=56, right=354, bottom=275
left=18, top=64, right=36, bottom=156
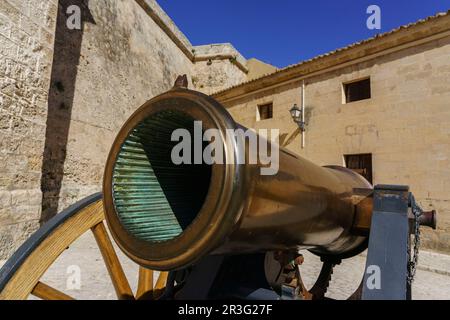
left=419, top=210, right=437, bottom=230
left=103, top=85, right=373, bottom=271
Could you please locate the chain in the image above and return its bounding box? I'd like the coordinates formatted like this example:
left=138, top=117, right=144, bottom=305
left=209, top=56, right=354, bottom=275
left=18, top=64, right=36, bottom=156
left=408, top=195, right=422, bottom=285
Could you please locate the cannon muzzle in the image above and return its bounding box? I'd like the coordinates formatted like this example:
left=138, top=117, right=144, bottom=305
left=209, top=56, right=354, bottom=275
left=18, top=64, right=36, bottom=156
left=103, top=85, right=372, bottom=271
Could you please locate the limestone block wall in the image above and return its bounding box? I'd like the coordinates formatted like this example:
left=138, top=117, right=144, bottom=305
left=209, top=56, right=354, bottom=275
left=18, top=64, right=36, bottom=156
left=192, top=59, right=247, bottom=95
left=246, top=58, right=278, bottom=81
left=0, top=0, right=250, bottom=259
left=191, top=44, right=248, bottom=95
left=221, top=36, right=450, bottom=252
left=53, top=1, right=249, bottom=217
left=0, top=0, right=57, bottom=259
left=51, top=0, right=196, bottom=217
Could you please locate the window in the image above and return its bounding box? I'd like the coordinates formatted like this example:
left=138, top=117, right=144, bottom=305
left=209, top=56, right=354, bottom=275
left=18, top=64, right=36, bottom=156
left=257, top=103, right=273, bottom=120
left=343, top=78, right=371, bottom=103
left=345, top=153, right=373, bottom=184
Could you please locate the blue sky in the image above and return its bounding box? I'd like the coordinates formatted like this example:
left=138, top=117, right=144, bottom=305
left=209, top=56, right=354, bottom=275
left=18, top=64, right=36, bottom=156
left=158, top=0, right=450, bottom=68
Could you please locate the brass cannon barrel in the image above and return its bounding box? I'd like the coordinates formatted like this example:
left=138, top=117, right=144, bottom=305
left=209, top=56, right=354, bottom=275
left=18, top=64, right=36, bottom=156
left=103, top=86, right=372, bottom=271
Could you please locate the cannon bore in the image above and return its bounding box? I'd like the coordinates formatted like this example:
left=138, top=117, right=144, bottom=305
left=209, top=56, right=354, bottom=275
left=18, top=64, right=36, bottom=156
left=103, top=84, right=372, bottom=271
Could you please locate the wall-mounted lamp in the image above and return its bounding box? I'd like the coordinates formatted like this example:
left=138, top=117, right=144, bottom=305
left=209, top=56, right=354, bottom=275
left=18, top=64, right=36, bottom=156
left=289, top=104, right=306, bottom=132
left=290, top=81, right=307, bottom=149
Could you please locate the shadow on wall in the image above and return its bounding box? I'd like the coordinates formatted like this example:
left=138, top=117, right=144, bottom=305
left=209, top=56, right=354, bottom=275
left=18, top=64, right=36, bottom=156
left=279, top=128, right=300, bottom=147
left=40, top=0, right=95, bottom=224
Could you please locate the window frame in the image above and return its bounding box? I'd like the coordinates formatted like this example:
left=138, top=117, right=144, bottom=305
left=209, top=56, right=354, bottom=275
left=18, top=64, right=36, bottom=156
left=257, top=102, right=274, bottom=121
left=344, top=153, right=373, bottom=185
left=342, top=77, right=371, bottom=104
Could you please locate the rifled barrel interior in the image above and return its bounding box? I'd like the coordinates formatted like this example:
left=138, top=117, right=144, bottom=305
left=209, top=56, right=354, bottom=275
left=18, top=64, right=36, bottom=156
left=112, top=110, right=212, bottom=242
left=104, top=88, right=372, bottom=271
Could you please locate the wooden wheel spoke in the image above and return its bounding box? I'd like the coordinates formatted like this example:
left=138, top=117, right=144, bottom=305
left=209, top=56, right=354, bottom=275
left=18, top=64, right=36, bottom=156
left=136, top=267, right=154, bottom=300
left=0, top=196, right=104, bottom=300
left=32, top=282, right=75, bottom=300
left=155, top=272, right=168, bottom=290
left=91, top=222, right=134, bottom=300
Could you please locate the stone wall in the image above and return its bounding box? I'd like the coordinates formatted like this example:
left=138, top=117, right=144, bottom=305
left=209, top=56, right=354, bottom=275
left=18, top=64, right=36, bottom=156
left=0, top=0, right=250, bottom=259
left=53, top=1, right=250, bottom=215
left=191, top=44, right=248, bottom=95
left=218, top=35, right=450, bottom=252
left=51, top=0, right=197, bottom=216
left=246, top=58, right=277, bottom=81
left=0, top=0, right=57, bottom=259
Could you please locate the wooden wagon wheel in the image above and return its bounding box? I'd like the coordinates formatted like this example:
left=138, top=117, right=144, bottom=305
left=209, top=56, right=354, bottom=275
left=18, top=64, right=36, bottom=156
left=0, top=193, right=168, bottom=300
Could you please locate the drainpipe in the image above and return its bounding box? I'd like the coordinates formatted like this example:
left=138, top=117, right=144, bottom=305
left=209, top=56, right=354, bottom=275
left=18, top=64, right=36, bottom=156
left=302, top=80, right=306, bottom=149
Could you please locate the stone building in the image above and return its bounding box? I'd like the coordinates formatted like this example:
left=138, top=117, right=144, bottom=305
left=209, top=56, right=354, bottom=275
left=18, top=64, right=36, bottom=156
left=0, top=0, right=449, bottom=259
left=214, top=12, right=450, bottom=252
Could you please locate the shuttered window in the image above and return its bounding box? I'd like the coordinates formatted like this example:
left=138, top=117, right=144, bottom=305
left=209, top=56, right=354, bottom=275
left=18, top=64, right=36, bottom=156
left=258, top=103, right=273, bottom=120
left=344, top=154, right=373, bottom=184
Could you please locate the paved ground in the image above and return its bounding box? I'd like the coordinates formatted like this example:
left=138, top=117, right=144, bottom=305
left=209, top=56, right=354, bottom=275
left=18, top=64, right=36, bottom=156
left=1, top=230, right=449, bottom=300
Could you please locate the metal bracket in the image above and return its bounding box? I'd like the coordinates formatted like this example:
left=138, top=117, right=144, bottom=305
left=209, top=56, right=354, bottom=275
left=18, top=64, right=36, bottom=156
left=361, top=185, right=411, bottom=300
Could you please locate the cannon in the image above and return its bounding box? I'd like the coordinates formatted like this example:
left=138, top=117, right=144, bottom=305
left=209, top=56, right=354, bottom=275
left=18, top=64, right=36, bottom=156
left=102, top=78, right=372, bottom=271
left=0, top=76, right=437, bottom=300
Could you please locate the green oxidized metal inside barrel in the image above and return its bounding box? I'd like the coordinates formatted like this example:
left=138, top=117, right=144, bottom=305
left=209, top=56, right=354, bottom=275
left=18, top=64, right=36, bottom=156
left=112, top=110, right=211, bottom=242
